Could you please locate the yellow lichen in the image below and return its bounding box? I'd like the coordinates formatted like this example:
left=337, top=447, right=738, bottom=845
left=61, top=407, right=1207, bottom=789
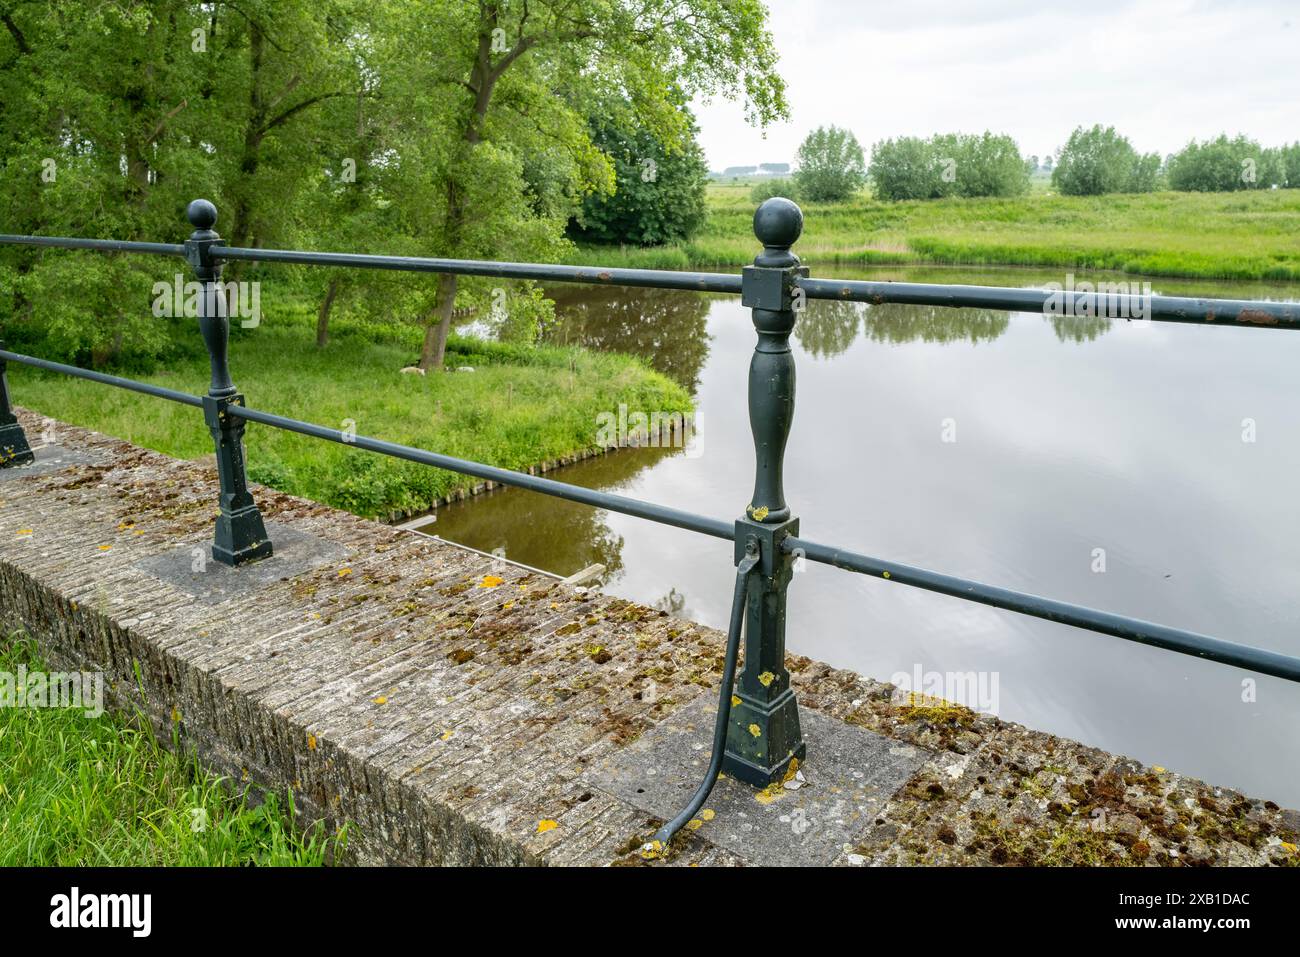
left=537, top=819, right=559, bottom=834
left=748, top=723, right=762, bottom=738
left=754, top=782, right=784, bottom=805
left=757, top=671, right=775, bottom=687
left=479, top=575, right=505, bottom=588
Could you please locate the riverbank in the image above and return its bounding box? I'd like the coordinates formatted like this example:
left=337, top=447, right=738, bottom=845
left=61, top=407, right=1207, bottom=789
left=8, top=322, right=691, bottom=521
left=570, top=185, right=1300, bottom=282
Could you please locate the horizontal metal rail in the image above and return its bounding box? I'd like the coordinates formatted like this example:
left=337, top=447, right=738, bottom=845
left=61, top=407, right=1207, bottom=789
left=0, top=235, right=186, bottom=257
left=796, top=277, right=1300, bottom=328
left=224, top=402, right=735, bottom=541
left=783, top=535, right=1300, bottom=683
left=209, top=245, right=746, bottom=294
left=0, top=349, right=204, bottom=408
left=5, top=232, right=1298, bottom=327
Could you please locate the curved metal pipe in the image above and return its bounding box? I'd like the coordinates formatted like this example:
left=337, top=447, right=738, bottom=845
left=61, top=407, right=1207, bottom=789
left=644, top=539, right=760, bottom=856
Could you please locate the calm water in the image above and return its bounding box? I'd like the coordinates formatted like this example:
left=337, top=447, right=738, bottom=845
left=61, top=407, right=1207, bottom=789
left=422, top=266, right=1300, bottom=805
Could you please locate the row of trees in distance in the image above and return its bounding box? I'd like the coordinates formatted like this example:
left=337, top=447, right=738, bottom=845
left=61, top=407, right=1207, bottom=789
left=753, top=125, right=1300, bottom=203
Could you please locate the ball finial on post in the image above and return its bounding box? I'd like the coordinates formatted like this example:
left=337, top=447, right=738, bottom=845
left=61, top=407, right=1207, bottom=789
left=186, top=199, right=218, bottom=232
left=752, top=197, right=802, bottom=267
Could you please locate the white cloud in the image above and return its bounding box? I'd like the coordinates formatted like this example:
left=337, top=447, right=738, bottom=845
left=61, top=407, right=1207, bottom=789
left=695, top=0, right=1298, bottom=170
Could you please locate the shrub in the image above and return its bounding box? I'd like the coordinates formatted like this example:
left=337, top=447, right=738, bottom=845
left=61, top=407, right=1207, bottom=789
left=572, top=109, right=709, bottom=245
left=794, top=126, right=867, bottom=202
left=1167, top=135, right=1285, bottom=192
left=749, top=178, right=796, bottom=203
left=1052, top=126, right=1162, bottom=195
left=870, top=132, right=1029, bottom=201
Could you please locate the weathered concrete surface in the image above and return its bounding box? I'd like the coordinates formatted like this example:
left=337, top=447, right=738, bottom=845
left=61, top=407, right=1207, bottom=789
left=1, top=409, right=1298, bottom=867
left=589, top=694, right=929, bottom=866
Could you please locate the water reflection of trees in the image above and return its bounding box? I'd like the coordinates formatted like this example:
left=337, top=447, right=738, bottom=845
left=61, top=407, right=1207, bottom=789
left=794, top=299, right=1012, bottom=357
left=425, top=444, right=682, bottom=581
left=543, top=286, right=712, bottom=392
left=1046, top=314, right=1111, bottom=343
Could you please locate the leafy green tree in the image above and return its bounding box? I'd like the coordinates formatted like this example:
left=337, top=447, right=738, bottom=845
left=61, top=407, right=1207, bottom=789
left=1167, top=135, right=1284, bottom=192
left=1280, top=143, right=1300, bottom=188
left=870, top=132, right=1027, bottom=201
left=953, top=132, right=1029, bottom=198
left=0, top=0, right=372, bottom=365
left=382, top=0, right=787, bottom=371
left=1128, top=152, right=1165, bottom=192
left=869, top=136, right=940, bottom=201
left=794, top=126, right=866, bottom=202
left=570, top=105, right=709, bottom=246
left=1051, top=126, right=1159, bottom=196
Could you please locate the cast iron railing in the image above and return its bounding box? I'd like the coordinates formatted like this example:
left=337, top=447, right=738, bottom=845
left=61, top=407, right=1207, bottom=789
left=3, top=197, right=1300, bottom=851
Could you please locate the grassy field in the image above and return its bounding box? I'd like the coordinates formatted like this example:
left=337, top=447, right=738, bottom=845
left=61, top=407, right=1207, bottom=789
left=0, top=632, right=339, bottom=865
left=9, top=307, right=691, bottom=519
left=572, top=183, right=1300, bottom=282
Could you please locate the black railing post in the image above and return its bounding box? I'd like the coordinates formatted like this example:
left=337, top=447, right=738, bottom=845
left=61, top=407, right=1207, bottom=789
left=184, top=199, right=272, bottom=567
left=722, top=197, right=808, bottom=787
left=0, top=340, right=35, bottom=468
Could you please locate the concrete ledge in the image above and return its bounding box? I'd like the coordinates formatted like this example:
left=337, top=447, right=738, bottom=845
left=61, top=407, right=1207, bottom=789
left=1, top=409, right=1298, bottom=866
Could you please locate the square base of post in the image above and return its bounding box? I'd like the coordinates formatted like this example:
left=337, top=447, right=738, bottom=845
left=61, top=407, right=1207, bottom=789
left=213, top=506, right=273, bottom=567
left=0, top=422, right=35, bottom=468
left=722, top=686, right=807, bottom=788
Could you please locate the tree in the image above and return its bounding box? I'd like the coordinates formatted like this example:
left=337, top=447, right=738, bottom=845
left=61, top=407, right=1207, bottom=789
left=869, top=132, right=1028, bottom=201
left=954, top=132, right=1030, bottom=198
left=869, top=136, right=940, bottom=201
left=570, top=104, right=709, bottom=246
left=1052, top=126, right=1159, bottom=196
left=1167, top=135, right=1284, bottom=192
left=1128, top=151, right=1165, bottom=193
left=383, top=0, right=788, bottom=371
left=1281, top=143, right=1300, bottom=188
left=794, top=125, right=866, bottom=202
left=0, top=0, right=372, bottom=365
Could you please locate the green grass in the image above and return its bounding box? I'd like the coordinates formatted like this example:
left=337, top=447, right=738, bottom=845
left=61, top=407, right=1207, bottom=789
left=573, top=185, right=1300, bottom=283
left=0, top=632, right=340, bottom=865
left=10, top=306, right=692, bottom=519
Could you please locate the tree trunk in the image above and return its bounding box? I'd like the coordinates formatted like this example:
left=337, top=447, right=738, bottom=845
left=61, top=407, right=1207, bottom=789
left=418, top=273, right=458, bottom=371
left=316, top=277, right=340, bottom=347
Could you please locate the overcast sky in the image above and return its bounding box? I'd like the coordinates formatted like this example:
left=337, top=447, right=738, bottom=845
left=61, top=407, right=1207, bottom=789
left=692, top=0, right=1298, bottom=170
